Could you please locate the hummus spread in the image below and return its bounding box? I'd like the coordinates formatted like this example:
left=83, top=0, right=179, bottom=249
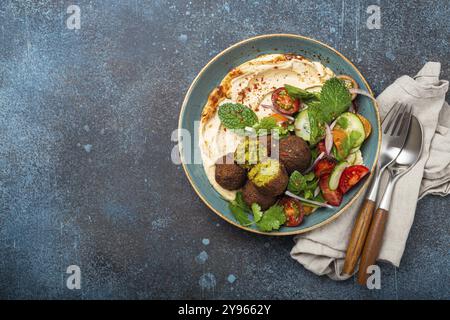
left=199, top=54, right=336, bottom=200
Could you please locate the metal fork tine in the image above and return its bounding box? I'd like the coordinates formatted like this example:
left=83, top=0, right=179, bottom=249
left=384, top=103, right=404, bottom=134
left=390, top=103, right=408, bottom=135
left=395, top=104, right=412, bottom=136
left=382, top=102, right=399, bottom=131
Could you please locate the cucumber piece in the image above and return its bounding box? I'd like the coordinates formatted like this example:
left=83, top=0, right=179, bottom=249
left=353, top=150, right=363, bottom=165
left=345, top=153, right=357, bottom=165
left=349, top=146, right=360, bottom=154
left=329, top=162, right=348, bottom=191
left=334, top=112, right=365, bottom=147
left=294, top=109, right=310, bottom=141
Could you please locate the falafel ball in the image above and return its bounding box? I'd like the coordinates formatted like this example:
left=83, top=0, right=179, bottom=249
left=234, top=136, right=270, bottom=169
left=259, top=134, right=279, bottom=157
left=242, top=181, right=277, bottom=210
left=278, top=135, right=311, bottom=174
left=215, top=153, right=247, bottom=190
left=248, top=159, right=288, bottom=196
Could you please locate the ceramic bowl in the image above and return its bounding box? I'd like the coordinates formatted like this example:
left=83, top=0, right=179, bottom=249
left=178, top=34, right=380, bottom=235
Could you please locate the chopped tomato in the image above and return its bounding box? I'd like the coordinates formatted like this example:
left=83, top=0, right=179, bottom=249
left=314, top=157, right=337, bottom=178
left=302, top=205, right=315, bottom=216
left=319, top=174, right=343, bottom=206
left=279, top=197, right=304, bottom=227
left=317, top=140, right=327, bottom=154
left=339, top=165, right=370, bottom=194
left=272, top=87, right=300, bottom=115
left=269, top=113, right=289, bottom=123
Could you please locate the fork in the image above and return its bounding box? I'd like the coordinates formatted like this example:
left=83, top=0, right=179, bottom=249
left=342, top=102, right=412, bottom=275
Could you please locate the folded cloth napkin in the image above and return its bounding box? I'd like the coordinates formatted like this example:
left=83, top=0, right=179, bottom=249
left=291, top=62, right=449, bottom=280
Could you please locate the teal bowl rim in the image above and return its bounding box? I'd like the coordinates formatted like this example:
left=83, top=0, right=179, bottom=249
left=178, top=34, right=381, bottom=236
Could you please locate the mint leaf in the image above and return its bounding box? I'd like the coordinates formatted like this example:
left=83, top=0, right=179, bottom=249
left=251, top=203, right=263, bottom=222
left=288, top=170, right=308, bottom=194
left=305, top=172, right=316, bottom=181
left=288, top=170, right=318, bottom=199
left=285, top=84, right=321, bottom=102
left=218, top=103, right=258, bottom=129
left=255, top=204, right=286, bottom=232
left=307, top=108, right=325, bottom=145
left=319, top=78, right=352, bottom=122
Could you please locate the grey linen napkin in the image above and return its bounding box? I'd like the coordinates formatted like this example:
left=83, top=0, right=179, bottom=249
left=290, top=62, right=449, bottom=280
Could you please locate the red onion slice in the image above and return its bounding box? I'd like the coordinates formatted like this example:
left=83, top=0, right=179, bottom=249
left=313, top=186, right=321, bottom=198
left=348, top=102, right=355, bottom=113
left=305, top=151, right=325, bottom=173
left=330, top=119, right=337, bottom=130
left=349, top=88, right=378, bottom=104
left=324, top=123, right=333, bottom=155
left=285, top=191, right=333, bottom=209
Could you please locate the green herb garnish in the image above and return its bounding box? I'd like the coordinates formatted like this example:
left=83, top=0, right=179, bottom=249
left=251, top=203, right=263, bottom=223
left=285, top=84, right=321, bottom=102
left=218, top=103, right=258, bottom=129
left=252, top=116, right=278, bottom=133
left=319, top=77, right=352, bottom=122
left=255, top=204, right=286, bottom=232
left=229, top=192, right=252, bottom=226
left=287, top=171, right=318, bottom=199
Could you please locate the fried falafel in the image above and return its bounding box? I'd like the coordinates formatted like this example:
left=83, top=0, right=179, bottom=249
left=278, top=135, right=311, bottom=174
left=241, top=181, right=277, bottom=210
left=215, top=153, right=247, bottom=190
left=248, top=159, right=288, bottom=196
left=234, top=136, right=270, bottom=168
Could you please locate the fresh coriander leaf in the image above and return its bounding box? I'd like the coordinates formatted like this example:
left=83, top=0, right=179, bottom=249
left=229, top=203, right=252, bottom=226
left=284, top=84, right=320, bottom=102
left=218, top=103, right=258, bottom=129
left=255, top=204, right=286, bottom=232
left=234, top=191, right=250, bottom=212
left=229, top=192, right=252, bottom=226
left=319, top=78, right=352, bottom=122
left=251, top=203, right=263, bottom=223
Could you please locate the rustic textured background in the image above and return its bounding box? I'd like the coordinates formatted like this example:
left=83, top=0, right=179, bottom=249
left=0, top=0, right=449, bottom=299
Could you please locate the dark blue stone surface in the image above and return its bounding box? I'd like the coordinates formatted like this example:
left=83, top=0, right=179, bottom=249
left=0, top=0, right=448, bottom=299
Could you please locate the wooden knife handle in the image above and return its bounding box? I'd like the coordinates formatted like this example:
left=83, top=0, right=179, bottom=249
left=357, top=208, right=389, bottom=285
left=343, top=199, right=376, bottom=275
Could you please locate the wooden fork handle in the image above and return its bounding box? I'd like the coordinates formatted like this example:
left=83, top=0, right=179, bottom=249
left=357, top=208, right=389, bottom=285
left=343, top=199, right=376, bottom=275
